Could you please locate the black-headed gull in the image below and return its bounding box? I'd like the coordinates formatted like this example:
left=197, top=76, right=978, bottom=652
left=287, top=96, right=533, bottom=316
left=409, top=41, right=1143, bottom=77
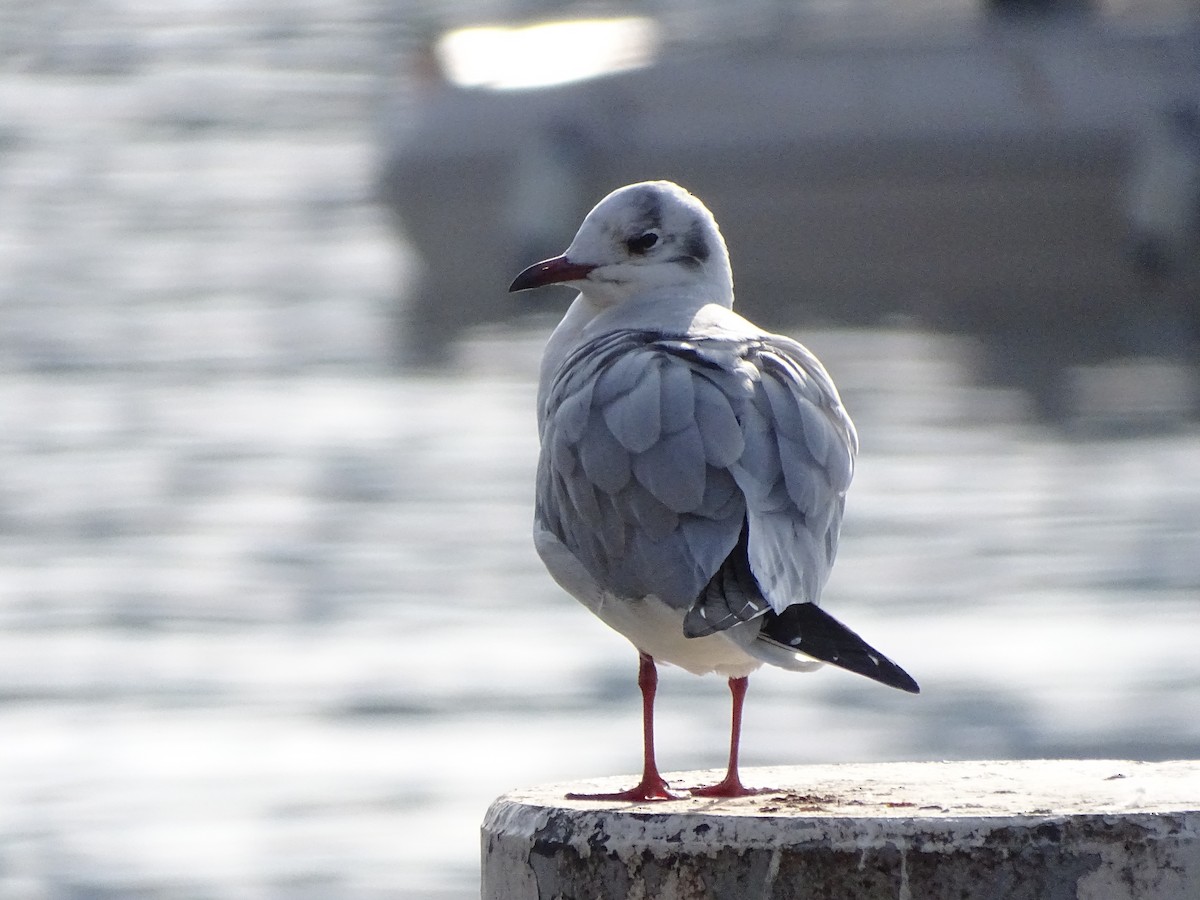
left=510, top=180, right=918, bottom=801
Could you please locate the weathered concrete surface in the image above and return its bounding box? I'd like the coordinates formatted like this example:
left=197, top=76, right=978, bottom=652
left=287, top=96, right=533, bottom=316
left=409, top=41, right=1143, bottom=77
left=482, top=760, right=1200, bottom=900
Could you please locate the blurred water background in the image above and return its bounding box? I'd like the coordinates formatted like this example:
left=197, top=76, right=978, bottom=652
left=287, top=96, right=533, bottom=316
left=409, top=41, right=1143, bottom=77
left=2, top=1, right=1200, bottom=898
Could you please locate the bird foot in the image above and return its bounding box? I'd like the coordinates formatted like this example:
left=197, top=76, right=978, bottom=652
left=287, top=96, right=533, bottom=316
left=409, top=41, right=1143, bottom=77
left=566, top=775, right=684, bottom=802
left=688, top=776, right=770, bottom=799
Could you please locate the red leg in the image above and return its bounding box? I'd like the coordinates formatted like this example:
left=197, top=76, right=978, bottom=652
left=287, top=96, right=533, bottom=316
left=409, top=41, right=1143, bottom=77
left=690, top=676, right=767, bottom=798
left=567, top=652, right=683, bottom=801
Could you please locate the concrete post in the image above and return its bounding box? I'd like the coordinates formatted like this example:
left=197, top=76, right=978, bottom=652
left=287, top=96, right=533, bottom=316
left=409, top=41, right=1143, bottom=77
left=482, top=759, right=1199, bottom=900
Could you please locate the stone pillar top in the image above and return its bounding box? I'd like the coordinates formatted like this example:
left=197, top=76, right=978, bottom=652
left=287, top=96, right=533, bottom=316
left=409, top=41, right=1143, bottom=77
left=483, top=760, right=1200, bottom=900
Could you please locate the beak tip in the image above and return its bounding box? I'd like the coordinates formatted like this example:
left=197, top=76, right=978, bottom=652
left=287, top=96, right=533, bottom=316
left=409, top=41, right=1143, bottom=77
left=508, top=271, right=539, bottom=293
left=509, top=256, right=594, bottom=293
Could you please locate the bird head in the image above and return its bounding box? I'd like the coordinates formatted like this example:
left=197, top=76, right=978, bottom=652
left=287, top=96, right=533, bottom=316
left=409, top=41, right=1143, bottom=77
left=509, top=180, right=734, bottom=310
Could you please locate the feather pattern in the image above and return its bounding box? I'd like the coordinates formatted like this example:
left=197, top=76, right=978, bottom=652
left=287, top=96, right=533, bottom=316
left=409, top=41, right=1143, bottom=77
left=538, top=327, right=856, bottom=624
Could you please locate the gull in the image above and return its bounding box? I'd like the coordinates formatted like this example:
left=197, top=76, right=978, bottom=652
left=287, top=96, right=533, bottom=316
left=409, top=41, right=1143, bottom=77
left=510, top=180, right=918, bottom=801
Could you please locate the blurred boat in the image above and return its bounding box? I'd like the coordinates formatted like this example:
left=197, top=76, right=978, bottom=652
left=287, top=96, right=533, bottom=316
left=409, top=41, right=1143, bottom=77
left=377, top=5, right=1200, bottom=414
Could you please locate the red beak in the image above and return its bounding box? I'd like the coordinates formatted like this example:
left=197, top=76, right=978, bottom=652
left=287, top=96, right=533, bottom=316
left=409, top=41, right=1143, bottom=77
left=509, top=255, right=596, bottom=292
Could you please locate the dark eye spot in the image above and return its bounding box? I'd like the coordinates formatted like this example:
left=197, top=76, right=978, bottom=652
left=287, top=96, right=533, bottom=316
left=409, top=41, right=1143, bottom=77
left=625, top=231, right=659, bottom=255
left=683, top=222, right=709, bottom=263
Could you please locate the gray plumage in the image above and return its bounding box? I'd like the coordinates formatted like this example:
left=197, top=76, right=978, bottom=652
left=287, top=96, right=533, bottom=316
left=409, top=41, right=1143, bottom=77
left=540, top=328, right=853, bottom=619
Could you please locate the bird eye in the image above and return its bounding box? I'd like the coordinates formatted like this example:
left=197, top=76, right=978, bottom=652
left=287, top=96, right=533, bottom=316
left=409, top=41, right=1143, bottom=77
left=625, top=231, right=659, bottom=255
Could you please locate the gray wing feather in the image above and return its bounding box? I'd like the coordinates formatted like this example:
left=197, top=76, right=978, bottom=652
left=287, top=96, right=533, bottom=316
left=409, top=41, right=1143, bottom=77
left=732, top=398, right=781, bottom=504
left=631, top=425, right=707, bottom=512
left=594, top=349, right=647, bottom=402
left=559, top=467, right=602, bottom=529
left=797, top=397, right=831, bottom=469
left=538, top=327, right=856, bottom=623
left=621, top=478, right=679, bottom=541
left=578, top=414, right=632, bottom=493
left=624, top=530, right=710, bottom=606
left=592, top=489, right=627, bottom=561
left=695, top=465, right=741, bottom=520
left=600, top=358, right=661, bottom=452
left=657, top=360, right=695, bottom=433
left=679, top=516, right=747, bottom=596
left=761, top=372, right=805, bottom=442
left=692, top=377, right=744, bottom=467
left=742, top=510, right=825, bottom=609
left=555, top=379, right=595, bottom=442
left=548, top=425, right=578, bottom=477
left=777, top=433, right=823, bottom=515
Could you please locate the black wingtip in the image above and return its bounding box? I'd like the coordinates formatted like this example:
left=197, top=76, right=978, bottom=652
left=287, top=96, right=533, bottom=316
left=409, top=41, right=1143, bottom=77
left=888, top=666, right=921, bottom=695
left=758, top=603, right=920, bottom=694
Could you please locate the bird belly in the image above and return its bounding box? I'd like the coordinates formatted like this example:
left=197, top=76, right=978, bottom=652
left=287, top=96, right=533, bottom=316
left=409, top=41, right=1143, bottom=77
left=591, top=593, right=764, bottom=678
left=536, top=523, right=763, bottom=677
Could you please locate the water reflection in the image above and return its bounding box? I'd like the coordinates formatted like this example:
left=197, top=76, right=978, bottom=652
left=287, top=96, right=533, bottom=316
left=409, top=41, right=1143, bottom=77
left=380, top=3, right=1200, bottom=408
left=3, top=325, right=1198, bottom=898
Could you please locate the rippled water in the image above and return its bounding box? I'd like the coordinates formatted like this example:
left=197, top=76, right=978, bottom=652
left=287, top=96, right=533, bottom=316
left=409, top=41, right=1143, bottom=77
left=3, top=3, right=1199, bottom=898
left=3, top=328, right=1199, bottom=899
